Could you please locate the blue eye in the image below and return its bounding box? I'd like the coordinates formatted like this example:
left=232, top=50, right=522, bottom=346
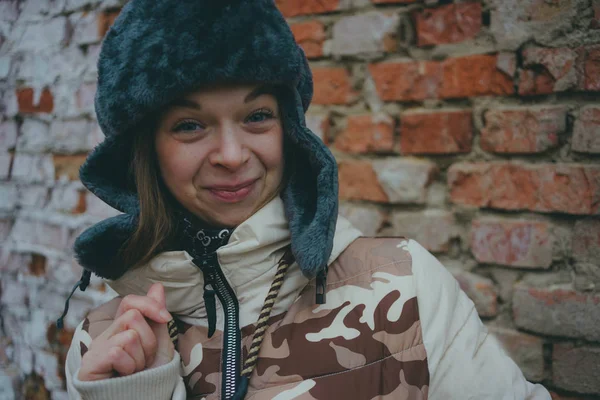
left=173, top=120, right=204, bottom=132
left=246, top=109, right=275, bottom=124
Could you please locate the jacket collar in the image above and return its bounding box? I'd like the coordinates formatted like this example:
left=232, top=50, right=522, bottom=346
left=106, top=196, right=362, bottom=325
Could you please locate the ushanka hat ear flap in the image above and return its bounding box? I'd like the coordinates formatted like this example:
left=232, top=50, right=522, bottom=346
left=279, top=83, right=339, bottom=281
left=73, top=0, right=338, bottom=285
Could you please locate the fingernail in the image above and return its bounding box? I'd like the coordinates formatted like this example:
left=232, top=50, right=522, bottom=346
left=160, top=309, right=171, bottom=321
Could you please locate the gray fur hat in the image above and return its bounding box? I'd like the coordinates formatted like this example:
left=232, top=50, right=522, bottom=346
left=74, top=0, right=338, bottom=282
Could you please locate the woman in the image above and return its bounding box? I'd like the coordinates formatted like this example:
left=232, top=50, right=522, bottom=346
left=63, top=0, right=551, bottom=399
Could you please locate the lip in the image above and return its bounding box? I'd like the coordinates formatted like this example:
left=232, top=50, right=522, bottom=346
left=206, top=179, right=258, bottom=203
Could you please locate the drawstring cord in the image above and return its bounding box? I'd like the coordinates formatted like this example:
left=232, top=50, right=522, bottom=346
left=56, top=270, right=92, bottom=329
left=231, top=248, right=295, bottom=400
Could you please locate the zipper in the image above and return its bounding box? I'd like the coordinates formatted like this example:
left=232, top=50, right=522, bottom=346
left=192, top=253, right=241, bottom=400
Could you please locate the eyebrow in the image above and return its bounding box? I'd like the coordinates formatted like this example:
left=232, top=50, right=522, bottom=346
left=244, top=85, right=278, bottom=103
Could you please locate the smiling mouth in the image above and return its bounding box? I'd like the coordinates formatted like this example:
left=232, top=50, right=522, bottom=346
left=207, top=179, right=257, bottom=203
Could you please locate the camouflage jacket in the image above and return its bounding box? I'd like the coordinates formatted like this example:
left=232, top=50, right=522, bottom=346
left=66, top=198, right=550, bottom=400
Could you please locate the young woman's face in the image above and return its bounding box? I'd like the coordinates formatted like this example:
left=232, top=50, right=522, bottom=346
left=154, top=85, right=285, bottom=227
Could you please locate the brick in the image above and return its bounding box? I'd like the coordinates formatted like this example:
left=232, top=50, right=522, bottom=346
left=338, top=160, right=388, bottom=203
left=553, top=344, right=600, bottom=394
left=275, top=0, right=339, bottom=17
left=368, top=60, right=442, bottom=101
left=16, top=17, right=68, bottom=51
left=312, top=67, right=358, bottom=105
left=481, top=107, right=565, bottom=153
left=519, top=47, right=580, bottom=95
left=0, top=120, right=18, bottom=150
left=29, top=254, right=46, bottom=276
left=414, top=2, right=482, bottom=46
left=400, top=109, right=472, bottom=154
left=17, top=185, right=50, bottom=209
left=584, top=46, right=600, bottom=91
left=53, top=154, right=87, bottom=181
left=335, top=114, right=395, bottom=154
left=572, top=219, right=600, bottom=262
left=97, top=9, right=120, bottom=37
left=339, top=204, right=384, bottom=236
left=16, top=88, right=54, bottom=114
left=1, top=280, right=29, bottom=306
left=71, top=11, right=101, bottom=45
left=10, top=215, right=70, bottom=250
left=449, top=268, right=498, bottom=317
left=1, top=89, right=19, bottom=118
left=440, top=54, right=514, bottom=99
left=50, top=119, right=94, bottom=154
left=488, top=327, right=545, bottom=382
left=48, top=182, right=85, bottom=214
left=17, top=118, right=51, bottom=152
left=75, top=82, right=96, bottom=115
left=0, top=184, right=18, bottom=211
left=518, top=46, right=600, bottom=95
left=490, top=0, right=585, bottom=49
left=573, top=106, right=600, bottom=153
left=305, top=112, right=330, bottom=144
left=369, top=54, right=513, bottom=102
left=513, top=285, right=600, bottom=341
left=448, top=163, right=600, bottom=215
left=470, top=218, right=553, bottom=268
left=387, top=210, right=457, bottom=252
left=291, top=21, right=326, bottom=59
left=339, top=159, right=436, bottom=204
left=331, top=11, right=399, bottom=56
left=11, top=153, right=54, bottom=183
left=592, top=0, right=600, bottom=29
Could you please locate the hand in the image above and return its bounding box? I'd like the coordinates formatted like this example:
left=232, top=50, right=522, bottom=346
left=78, top=283, right=175, bottom=381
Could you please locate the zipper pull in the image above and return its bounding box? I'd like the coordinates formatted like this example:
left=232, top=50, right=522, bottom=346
left=204, top=283, right=217, bottom=338
left=316, top=268, right=327, bottom=305
left=192, top=256, right=218, bottom=338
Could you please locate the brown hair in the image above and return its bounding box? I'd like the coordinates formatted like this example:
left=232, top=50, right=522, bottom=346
left=117, top=126, right=178, bottom=269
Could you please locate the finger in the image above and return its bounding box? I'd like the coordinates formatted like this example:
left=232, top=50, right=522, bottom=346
left=146, top=283, right=167, bottom=309
left=118, top=309, right=159, bottom=367
left=107, top=346, right=137, bottom=377
left=111, top=329, right=146, bottom=373
left=115, top=294, right=171, bottom=324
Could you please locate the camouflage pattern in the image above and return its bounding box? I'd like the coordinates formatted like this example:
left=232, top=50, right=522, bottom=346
left=76, top=237, right=429, bottom=399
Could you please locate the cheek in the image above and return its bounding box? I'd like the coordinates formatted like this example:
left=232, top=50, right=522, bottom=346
left=259, top=131, right=284, bottom=174
left=156, top=140, right=201, bottom=184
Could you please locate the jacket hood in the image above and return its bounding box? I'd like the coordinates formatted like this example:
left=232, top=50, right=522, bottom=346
left=74, top=0, right=339, bottom=280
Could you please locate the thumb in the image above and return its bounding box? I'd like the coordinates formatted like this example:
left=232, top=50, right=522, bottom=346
left=146, top=283, right=167, bottom=310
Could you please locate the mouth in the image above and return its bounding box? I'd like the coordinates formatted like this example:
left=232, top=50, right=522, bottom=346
left=206, top=179, right=258, bottom=203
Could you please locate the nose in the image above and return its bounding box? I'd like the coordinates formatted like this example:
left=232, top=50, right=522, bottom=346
left=208, top=124, right=249, bottom=171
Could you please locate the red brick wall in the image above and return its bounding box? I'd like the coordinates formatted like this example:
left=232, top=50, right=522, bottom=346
left=281, top=0, right=600, bottom=397
left=0, top=0, right=598, bottom=397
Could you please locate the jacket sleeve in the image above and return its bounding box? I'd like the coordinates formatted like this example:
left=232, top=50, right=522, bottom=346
left=65, top=312, right=187, bottom=400
left=407, top=240, right=551, bottom=400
